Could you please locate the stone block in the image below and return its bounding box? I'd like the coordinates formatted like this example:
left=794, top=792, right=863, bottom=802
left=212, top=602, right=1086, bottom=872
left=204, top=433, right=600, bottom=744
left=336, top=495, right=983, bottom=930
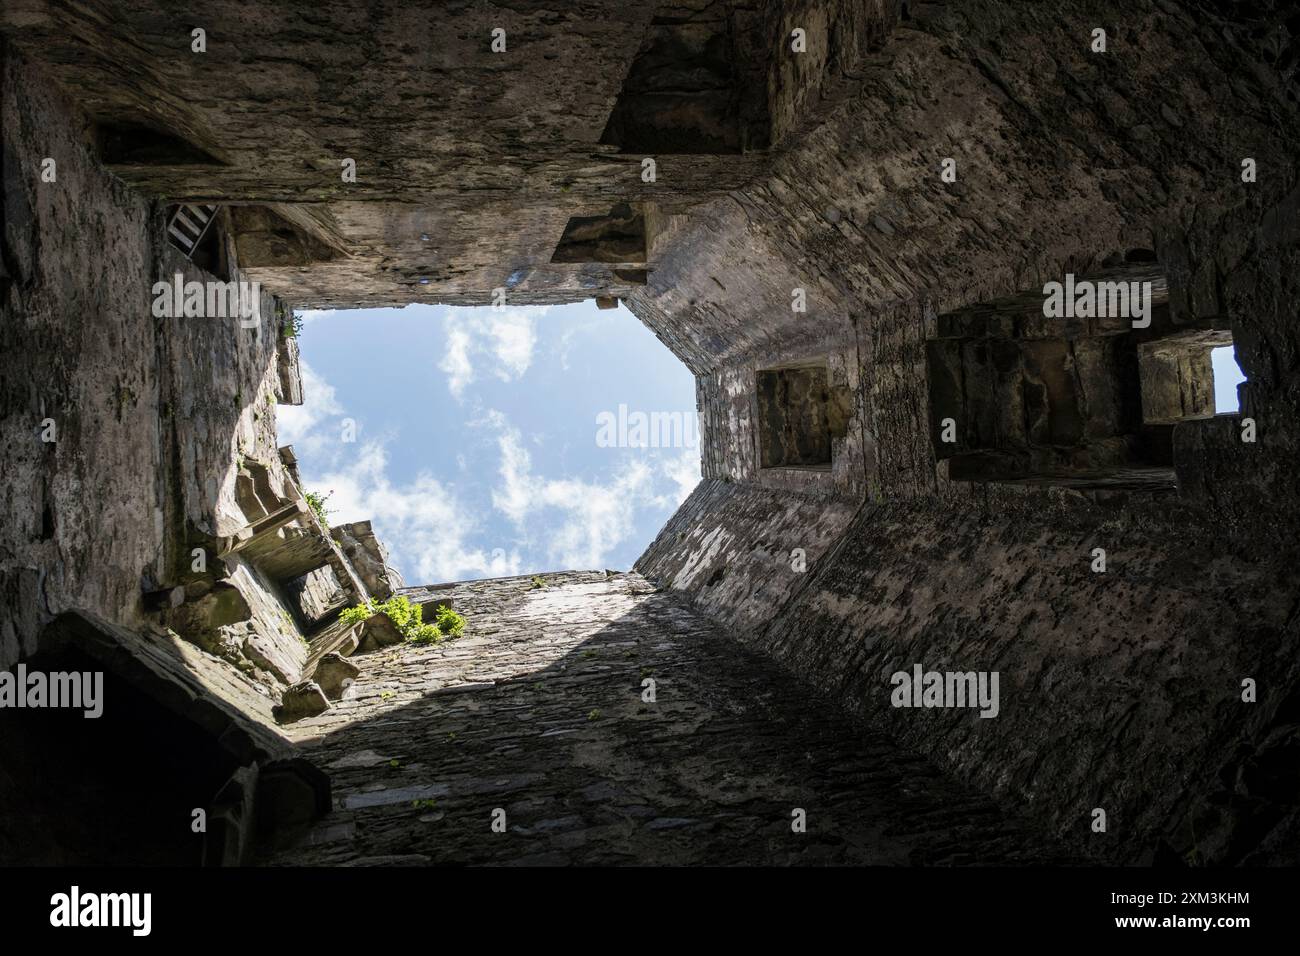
left=275, top=681, right=330, bottom=723
left=355, top=613, right=404, bottom=654
left=311, top=652, right=360, bottom=700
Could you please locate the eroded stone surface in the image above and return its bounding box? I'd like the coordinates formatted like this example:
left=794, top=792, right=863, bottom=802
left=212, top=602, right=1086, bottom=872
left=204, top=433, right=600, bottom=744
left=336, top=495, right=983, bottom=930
left=333, top=521, right=404, bottom=601
left=270, top=573, right=1071, bottom=865
left=311, top=653, right=360, bottom=700
left=276, top=680, right=331, bottom=723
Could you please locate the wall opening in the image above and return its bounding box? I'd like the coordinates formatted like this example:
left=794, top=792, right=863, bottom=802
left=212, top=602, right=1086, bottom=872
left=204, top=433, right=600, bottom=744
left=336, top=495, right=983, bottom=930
left=926, top=264, right=1192, bottom=491
left=551, top=204, right=647, bottom=265
left=1211, top=344, right=1247, bottom=414
left=167, top=204, right=344, bottom=279
left=756, top=362, right=849, bottom=470
left=96, top=122, right=222, bottom=165
left=599, top=7, right=769, bottom=154
left=0, top=645, right=237, bottom=864
left=1138, top=329, right=1233, bottom=425
left=166, top=203, right=231, bottom=280
left=275, top=300, right=700, bottom=583
left=227, top=205, right=345, bottom=268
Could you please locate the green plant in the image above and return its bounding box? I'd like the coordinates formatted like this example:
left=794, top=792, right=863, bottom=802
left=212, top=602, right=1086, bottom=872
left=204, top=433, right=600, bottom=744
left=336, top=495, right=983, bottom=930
left=339, top=602, right=371, bottom=627
left=305, top=489, right=334, bottom=527
left=281, top=309, right=304, bottom=339
left=337, top=595, right=467, bottom=645
left=406, top=603, right=465, bottom=645
left=432, top=604, right=466, bottom=639
left=530, top=575, right=547, bottom=589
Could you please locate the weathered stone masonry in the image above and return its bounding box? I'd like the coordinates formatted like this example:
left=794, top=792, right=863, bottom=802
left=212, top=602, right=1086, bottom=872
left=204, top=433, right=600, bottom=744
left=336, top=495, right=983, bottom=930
left=634, top=2, right=1300, bottom=864
left=270, top=572, right=1072, bottom=866
left=2, top=1, right=1299, bottom=865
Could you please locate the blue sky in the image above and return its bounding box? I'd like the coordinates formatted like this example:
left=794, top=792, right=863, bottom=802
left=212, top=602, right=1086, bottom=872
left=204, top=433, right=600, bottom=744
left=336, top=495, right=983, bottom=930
left=277, top=301, right=700, bottom=586
left=1211, top=345, right=1246, bottom=413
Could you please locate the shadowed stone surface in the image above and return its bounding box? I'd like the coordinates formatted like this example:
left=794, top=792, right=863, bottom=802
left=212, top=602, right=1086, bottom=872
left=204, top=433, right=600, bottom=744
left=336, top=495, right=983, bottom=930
left=276, top=680, right=331, bottom=722
left=311, top=652, right=360, bottom=700
left=270, top=573, right=1071, bottom=865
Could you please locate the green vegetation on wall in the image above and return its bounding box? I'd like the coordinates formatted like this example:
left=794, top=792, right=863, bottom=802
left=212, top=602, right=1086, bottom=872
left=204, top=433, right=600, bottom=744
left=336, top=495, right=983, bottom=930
left=340, top=595, right=467, bottom=645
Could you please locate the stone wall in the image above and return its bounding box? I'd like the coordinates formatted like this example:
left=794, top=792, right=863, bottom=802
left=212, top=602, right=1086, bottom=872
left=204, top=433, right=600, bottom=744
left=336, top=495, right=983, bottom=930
left=1, top=42, right=165, bottom=669
left=271, top=572, right=1071, bottom=866
left=637, top=478, right=859, bottom=636
left=0, top=40, right=382, bottom=706
left=760, top=497, right=1300, bottom=864
left=634, top=0, right=1300, bottom=862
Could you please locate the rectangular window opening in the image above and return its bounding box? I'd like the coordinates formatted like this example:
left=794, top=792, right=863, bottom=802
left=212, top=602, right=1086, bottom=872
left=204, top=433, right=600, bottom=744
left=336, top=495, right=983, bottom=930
left=166, top=203, right=231, bottom=281
left=925, top=264, right=1187, bottom=493
left=551, top=204, right=647, bottom=265
left=756, top=362, right=848, bottom=471
left=1138, top=330, right=1236, bottom=424
left=1211, top=344, right=1246, bottom=414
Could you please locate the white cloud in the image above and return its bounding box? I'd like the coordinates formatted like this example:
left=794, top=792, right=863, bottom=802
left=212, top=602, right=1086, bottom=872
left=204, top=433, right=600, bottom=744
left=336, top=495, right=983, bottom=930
left=277, top=365, right=517, bottom=583
left=489, top=418, right=663, bottom=570
left=276, top=361, right=343, bottom=458
left=439, top=325, right=476, bottom=399
left=439, top=308, right=541, bottom=399
left=662, top=449, right=702, bottom=505
left=552, top=316, right=603, bottom=372
left=317, top=442, right=522, bottom=584
left=493, top=423, right=536, bottom=525
left=490, top=311, right=537, bottom=380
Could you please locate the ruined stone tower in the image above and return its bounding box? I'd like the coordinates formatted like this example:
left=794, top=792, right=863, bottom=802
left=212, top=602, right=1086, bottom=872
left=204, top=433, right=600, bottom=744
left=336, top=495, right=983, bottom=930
left=2, top=0, right=1299, bottom=884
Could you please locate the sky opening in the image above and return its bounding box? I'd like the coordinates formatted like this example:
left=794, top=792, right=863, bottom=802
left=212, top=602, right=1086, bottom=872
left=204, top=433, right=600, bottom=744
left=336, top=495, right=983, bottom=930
left=277, top=300, right=700, bottom=586
left=1211, top=344, right=1246, bottom=414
